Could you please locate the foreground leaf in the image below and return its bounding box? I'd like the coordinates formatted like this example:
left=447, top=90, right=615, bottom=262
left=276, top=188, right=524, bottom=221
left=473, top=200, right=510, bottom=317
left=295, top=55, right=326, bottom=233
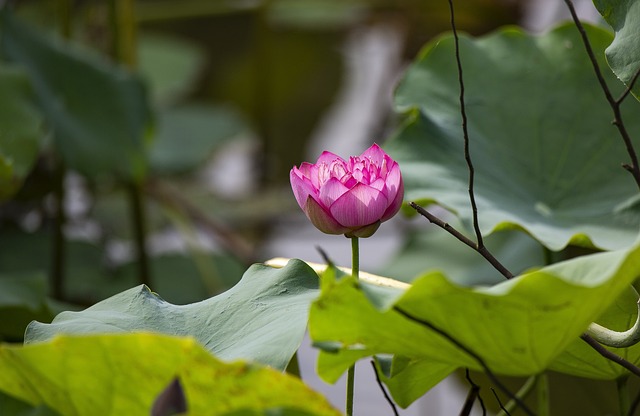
left=26, top=259, right=319, bottom=370
left=0, top=334, right=339, bottom=416
left=310, top=243, right=640, bottom=404
left=386, top=23, right=640, bottom=251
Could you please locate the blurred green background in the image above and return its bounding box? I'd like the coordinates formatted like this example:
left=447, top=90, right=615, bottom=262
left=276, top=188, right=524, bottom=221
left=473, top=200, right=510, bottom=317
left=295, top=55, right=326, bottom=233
left=0, top=0, right=522, bottom=338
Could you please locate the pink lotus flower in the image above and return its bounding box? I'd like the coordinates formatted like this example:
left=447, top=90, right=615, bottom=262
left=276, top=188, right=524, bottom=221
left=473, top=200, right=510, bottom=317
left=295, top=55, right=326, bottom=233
left=290, top=143, right=404, bottom=238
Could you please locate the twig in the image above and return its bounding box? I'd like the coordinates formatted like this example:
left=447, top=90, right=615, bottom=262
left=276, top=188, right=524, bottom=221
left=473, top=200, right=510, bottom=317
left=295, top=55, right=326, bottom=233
left=409, top=202, right=514, bottom=279
left=580, top=334, right=640, bottom=377
left=370, top=360, right=399, bottom=416
left=447, top=0, right=485, bottom=247
left=393, top=306, right=534, bottom=416
left=460, top=369, right=486, bottom=416
left=460, top=383, right=479, bottom=416
left=466, top=369, right=487, bottom=415
left=491, top=388, right=511, bottom=416
left=563, top=0, right=640, bottom=190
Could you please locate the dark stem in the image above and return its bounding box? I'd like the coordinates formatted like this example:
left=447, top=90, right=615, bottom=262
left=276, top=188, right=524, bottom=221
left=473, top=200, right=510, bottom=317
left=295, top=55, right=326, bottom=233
left=370, top=360, right=399, bottom=416
left=394, top=306, right=534, bottom=416
left=51, top=162, right=66, bottom=300
left=50, top=0, right=72, bottom=302
left=580, top=334, right=640, bottom=377
left=460, top=383, right=479, bottom=416
left=447, top=0, right=484, bottom=247
left=109, top=0, right=137, bottom=67
left=491, top=388, right=511, bottom=416
left=253, top=0, right=273, bottom=186
left=409, top=202, right=513, bottom=279
left=563, top=0, right=640, bottom=190
left=56, top=0, right=72, bottom=39
left=128, top=182, right=151, bottom=287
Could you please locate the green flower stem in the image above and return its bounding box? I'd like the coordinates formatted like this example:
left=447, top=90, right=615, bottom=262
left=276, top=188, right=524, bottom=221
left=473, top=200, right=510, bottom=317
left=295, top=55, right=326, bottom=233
left=346, top=236, right=359, bottom=416
left=497, top=375, right=537, bottom=416
left=537, top=372, right=549, bottom=416
left=351, top=236, right=359, bottom=280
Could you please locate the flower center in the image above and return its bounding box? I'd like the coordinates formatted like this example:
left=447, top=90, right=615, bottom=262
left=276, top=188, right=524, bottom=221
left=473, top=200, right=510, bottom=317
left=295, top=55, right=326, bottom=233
left=317, top=156, right=384, bottom=189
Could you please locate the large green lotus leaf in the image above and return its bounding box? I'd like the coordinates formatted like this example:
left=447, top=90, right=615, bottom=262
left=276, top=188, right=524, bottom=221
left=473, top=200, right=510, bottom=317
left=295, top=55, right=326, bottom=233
left=386, top=23, right=640, bottom=251
left=594, top=0, right=640, bottom=99
left=0, top=65, right=44, bottom=201
left=378, top=219, right=544, bottom=285
left=26, top=259, right=319, bottom=370
left=0, top=334, right=339, bottom=416
left=0, top=10, right=151, bottom=181
left=310, top=243, right=640, bottom=385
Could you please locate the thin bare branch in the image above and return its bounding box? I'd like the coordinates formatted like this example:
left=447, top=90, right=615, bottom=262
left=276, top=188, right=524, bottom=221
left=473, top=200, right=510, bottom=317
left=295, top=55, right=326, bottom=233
left=370, top=360, right=399, bottom=416
left=563, top=0, right=640, bottom=189
left=491, top=388, right=511, bottom=416
left=581, top=334, right=640, bottom=377
left=447, top=0, right=485, bottom=247
left=460, top=369, right=486, bottom=416
left=409, top=202, right=514, bottom=279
